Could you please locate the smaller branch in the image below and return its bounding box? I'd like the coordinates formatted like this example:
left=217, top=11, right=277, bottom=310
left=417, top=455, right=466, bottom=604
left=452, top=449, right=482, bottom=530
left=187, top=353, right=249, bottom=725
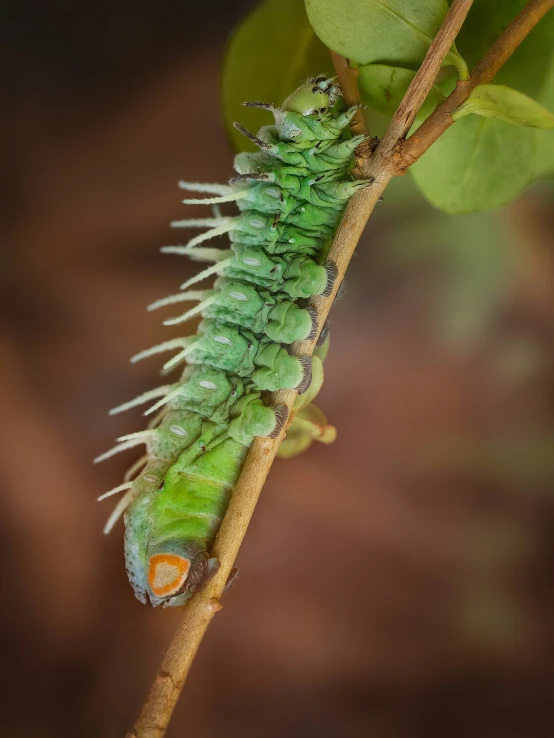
left=378, top=0, right=475, bottom=163
left=330, top=51, right=369, bottom=139
left=471, top=0, right=554, bottom=85
left=400, top=0, right=554, bottom=167
left=330, top=51, right=371, bottom=178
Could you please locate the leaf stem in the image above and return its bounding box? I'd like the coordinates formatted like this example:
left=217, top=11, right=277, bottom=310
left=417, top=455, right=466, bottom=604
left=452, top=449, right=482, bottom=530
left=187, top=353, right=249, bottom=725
left=125, top=0, right=550, bottom=735
left=446, top=49, right=470, bottom=81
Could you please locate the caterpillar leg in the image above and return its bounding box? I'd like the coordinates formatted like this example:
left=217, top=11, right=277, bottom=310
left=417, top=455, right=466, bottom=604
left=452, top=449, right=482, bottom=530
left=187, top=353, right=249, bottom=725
left=268, top=404, right=289, bottom=438
left=228, top=398, right=288, bottom=445
left=322, top=262, right=338, bottom=297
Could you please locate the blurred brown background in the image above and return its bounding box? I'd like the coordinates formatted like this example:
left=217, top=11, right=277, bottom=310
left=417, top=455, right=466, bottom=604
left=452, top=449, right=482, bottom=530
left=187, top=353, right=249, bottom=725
left=1, top=2, right=554, bottom=737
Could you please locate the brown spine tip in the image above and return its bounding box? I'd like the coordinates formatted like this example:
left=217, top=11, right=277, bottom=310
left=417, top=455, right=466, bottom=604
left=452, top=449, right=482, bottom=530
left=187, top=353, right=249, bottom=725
left=242, top=101, right=273, bottom=110
left=233, top=122, right=270, bottom=149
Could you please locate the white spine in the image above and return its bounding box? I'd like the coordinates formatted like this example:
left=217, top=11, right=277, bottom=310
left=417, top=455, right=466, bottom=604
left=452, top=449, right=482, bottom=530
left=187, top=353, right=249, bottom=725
left=147, top=290, right=212, bottom=312
left=109, top=384, right=177, bottom=415
left=163, top=295, right=217, bottom=326
left=178, top=181, right=232, bottom=195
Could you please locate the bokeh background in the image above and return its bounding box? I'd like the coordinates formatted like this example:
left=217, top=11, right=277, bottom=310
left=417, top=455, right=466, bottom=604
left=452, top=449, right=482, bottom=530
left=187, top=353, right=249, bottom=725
left=2, top=2, right=554, bottom=736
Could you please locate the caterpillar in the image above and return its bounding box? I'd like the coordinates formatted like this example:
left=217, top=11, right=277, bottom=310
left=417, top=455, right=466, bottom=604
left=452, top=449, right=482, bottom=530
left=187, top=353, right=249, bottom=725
left=96, top=76, right=368, bottom=607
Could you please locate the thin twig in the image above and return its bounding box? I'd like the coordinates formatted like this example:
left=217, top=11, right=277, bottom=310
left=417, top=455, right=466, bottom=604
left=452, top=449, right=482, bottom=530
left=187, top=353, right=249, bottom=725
left=329, top=50, right=368, bottom=135
left=329, top=51, right=369, bottom=136
left=329, top=50, right=370, bottom=178
left=400, top=0, right=554, bottom=168
left=378, top=0, right=474, bottom=163
left=126, top=0, right=553, bottom=734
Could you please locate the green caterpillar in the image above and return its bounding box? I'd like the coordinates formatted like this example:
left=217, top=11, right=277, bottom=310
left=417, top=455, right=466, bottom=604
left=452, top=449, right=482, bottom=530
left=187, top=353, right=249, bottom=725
left=96, top=77, right=367, bottom=607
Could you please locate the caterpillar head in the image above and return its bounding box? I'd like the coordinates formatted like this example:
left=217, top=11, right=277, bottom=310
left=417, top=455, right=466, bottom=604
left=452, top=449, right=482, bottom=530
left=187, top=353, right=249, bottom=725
left=282, top=75, right=340, bottom=116
left=146, top=539, right=219, bottom=606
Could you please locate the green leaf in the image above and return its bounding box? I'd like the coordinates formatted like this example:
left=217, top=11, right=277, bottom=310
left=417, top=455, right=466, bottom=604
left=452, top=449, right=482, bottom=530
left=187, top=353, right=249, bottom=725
left=456, top=1, right=554, bottom=97
left=222, top=0, right=332, bottom=152
left=453, top=84, right=554, bottom=129
left=410, top=116, right=535, bottom=214
left=358, top=63, right=443, bottom=115
left=534, top=54, right=554, bottom=179
left=379, top=208, right=521, bottom=350
left=533, top=133, right=554, bottom=179
left=305, top=0, right=468, bottom=77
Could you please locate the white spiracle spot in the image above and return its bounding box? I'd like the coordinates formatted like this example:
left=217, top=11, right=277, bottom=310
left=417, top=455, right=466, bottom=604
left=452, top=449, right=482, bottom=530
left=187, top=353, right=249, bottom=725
left=143, top=475, right=160, bottom=484
left=229, top=291, right=248, bottom=302
left=242, top=257, right=261, bottom=267
left=199, top=380, right=218, bottom=390
left=213, top=335, right=232, bottom=345
left=170, top=425, right=187, bottom=438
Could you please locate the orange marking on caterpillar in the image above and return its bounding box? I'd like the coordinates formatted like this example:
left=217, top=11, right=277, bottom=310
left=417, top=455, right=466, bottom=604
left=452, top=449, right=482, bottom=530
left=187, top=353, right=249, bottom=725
left=148, top=554, right=191, bottom=597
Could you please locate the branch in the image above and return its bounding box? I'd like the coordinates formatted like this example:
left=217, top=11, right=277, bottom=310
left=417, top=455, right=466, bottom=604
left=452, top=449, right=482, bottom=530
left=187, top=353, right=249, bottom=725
left=329, top=51, right=368, bottom=138
left=329, top=50, right=371, bottom=178
left=377, top=0, right=475, bottom=163
left=400, top=0, right=554, bottom=167
left=127, top=0, right=553, bottom=734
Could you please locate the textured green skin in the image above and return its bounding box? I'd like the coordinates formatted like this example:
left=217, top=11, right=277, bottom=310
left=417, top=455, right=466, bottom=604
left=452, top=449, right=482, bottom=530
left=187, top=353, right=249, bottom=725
left=276, top=106, right=359, bottom=144
left=191, top=244, right=331, bottom=298
left=151, top=428, right=245, bottom=546
left=168, top=366, right=277, bottom=440
left=200, top=278, right=316, bottom=342
left=224, top=246, right=329, bottom=299
left=107, top=78, right=366, bottom=606
left=182, top=319, right=307, bottom=390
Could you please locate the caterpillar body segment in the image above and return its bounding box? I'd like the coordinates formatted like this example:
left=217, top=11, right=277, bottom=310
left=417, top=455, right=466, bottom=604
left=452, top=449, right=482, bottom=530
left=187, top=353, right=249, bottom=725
left=152, top=279, right=318, bottom=342
left=174, top=245, right=333, bottom=300
left=159, top=319, right=313, bottom=391
left=98, top=77, right=363, bottom=606
left=171, top=212, right=327, bottom=256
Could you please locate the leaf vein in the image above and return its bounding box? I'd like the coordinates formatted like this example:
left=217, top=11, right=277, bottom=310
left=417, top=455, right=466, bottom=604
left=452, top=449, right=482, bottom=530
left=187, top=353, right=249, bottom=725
left=460, top=118, right=488, bottom=192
